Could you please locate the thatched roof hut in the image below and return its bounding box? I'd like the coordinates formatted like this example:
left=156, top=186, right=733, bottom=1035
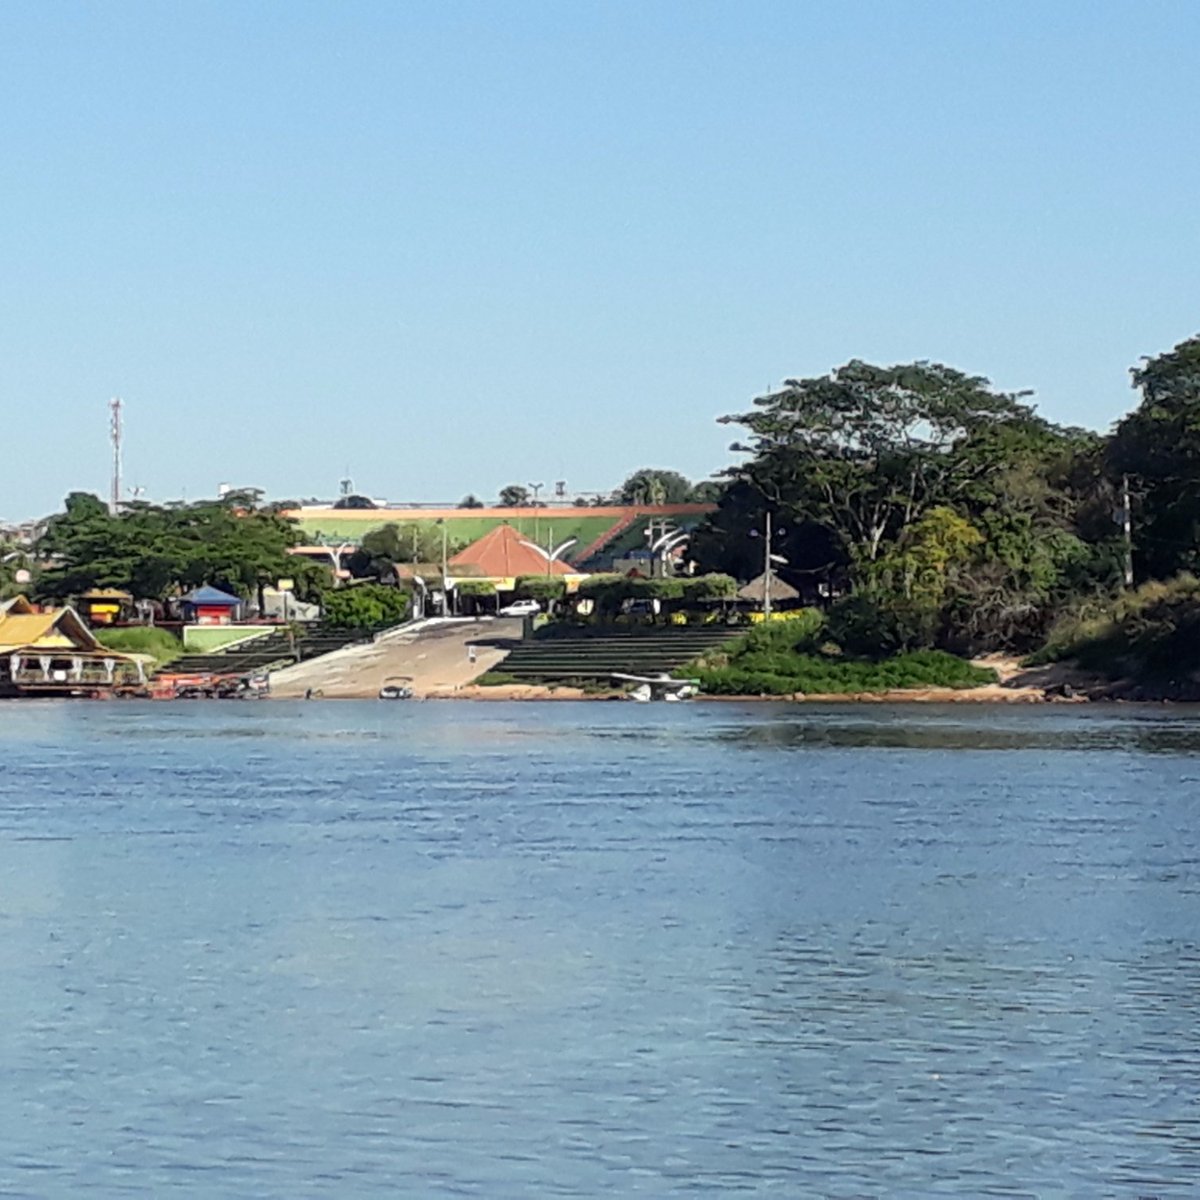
left=737, top=570, right=800, bottom=605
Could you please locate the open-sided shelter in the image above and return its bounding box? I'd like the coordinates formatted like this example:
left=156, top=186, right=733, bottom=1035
left=0, top=596, right=145, bottom=696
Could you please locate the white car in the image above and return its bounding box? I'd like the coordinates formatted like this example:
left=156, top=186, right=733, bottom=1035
left=498, top=599, right=541, bottom=618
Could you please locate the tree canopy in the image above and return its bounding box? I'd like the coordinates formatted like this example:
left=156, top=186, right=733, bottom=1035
left=692, top=359, right=1123, bottom=651
left=498, top=485, right=531, bottom=507
left=34, top=493, right=326, bottom=606
left=1110, top=334, right=1200, bottom=580
left=616, top=468, right=695, bottom=506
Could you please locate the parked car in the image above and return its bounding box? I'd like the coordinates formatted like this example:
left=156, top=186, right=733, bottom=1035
left=498, top=599, right=541, bottom=618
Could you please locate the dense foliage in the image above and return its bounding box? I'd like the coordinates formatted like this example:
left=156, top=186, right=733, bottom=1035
left=346, top=522, right=464, bottom=578
left=692, top=357, right=1126, bottom=653
left=690, top=613, right=995, bottom=695
left=34, top=492, right=326, bottom=606
left=1029, top=576, right=1200, bottom=685
left=320, top=583, right=410, bottom=630
left=94, top=626, right=185, bottom=667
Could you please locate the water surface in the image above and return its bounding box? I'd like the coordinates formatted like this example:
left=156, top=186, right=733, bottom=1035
left=1, top=701, right=1198, bottom=1197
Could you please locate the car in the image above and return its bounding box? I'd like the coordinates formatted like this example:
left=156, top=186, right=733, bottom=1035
left=498, top=599, right=541, bottom=618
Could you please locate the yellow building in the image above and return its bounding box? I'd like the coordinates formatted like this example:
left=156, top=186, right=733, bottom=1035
left=0, top=596, right=144, bottom=697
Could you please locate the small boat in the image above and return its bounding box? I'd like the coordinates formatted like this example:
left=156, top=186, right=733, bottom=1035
left=612, top=672, right=700, bottom=702
left=379, top=676, right=414, bottom=700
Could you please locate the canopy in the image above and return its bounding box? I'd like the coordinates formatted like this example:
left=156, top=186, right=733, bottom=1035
left=737, top=570, right=800, bottom=604
left=182, top=585, right=242, bottom=606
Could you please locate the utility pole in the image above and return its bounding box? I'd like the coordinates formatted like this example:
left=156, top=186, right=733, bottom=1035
left=109, top=397, right=123, bottom=514
left=1121, top=474, right=1134, bottom=589
left=763, top=510, right=772, bottom=619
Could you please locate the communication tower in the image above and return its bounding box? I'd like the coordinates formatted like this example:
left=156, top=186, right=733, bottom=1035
left=109, top=397, right=123, bottom=513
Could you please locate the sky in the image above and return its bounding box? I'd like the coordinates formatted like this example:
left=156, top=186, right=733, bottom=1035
left=2, top=1, right=1198, bottom=519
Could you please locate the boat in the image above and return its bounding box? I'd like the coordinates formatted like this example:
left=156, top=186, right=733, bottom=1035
left=611, top=672, right=700, bottom=702
left=379, top=675, right=414, bottom=700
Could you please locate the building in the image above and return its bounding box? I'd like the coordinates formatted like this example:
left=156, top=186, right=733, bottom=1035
left=181, top=585, right=243, bottom=625
left=448, top=524, right=588, bottom=595
left=0, top=596, right=145, bottom=697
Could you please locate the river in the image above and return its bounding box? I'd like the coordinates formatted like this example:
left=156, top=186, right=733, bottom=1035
left=1, top=701, right=1197, bottom=1197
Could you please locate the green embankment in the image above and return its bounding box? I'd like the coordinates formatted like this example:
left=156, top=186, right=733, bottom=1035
left=1027, top=575, right=1200, bottom=690
left=181, top=626, right=273, bottom=653
left=295, top=514, right=619, bottom=555
left=690, top=614, right=996, bottom=695
left=95, top=626, right=184, bottom=667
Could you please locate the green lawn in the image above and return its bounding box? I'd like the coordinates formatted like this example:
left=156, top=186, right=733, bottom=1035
left=294, top=514, right=620, bottom=556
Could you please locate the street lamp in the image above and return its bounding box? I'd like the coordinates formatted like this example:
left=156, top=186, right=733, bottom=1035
left=749, top=514, right=787, bottom=617
left=528, top=481, right=544, bottom=547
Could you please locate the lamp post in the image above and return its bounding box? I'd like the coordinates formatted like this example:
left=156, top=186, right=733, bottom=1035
left=528, top=481, right=544, bottom=548
left=437, top=518, right=450, bottom=615
left=750, top=512, right=787, bottom=618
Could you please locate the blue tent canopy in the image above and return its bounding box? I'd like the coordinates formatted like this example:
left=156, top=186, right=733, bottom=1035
left=182, top=585, right=242, bottom=606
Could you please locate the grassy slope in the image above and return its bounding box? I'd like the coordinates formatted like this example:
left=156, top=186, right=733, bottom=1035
left=295, top=514, right=618, bottom=557
left=95, top=626, right=184, bottom=666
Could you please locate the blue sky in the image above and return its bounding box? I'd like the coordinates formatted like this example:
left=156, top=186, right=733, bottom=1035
left=3, top=1, right=1197, bottom=519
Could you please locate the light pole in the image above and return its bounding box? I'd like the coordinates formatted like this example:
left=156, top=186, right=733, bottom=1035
left=438, top=518, right=450, bottom=614
left=750, top=512, right=787, bottom=618
left=528, top=481, right=544, bottom=548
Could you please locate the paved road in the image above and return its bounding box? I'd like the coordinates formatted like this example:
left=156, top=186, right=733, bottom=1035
left=268, top=618, right=522, bottom=699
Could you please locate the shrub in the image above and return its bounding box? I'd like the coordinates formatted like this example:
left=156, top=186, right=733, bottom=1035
left=1031, top=574, right=1200, bottom=681
left=321, top=583, right=410, bottom=630
left=696, top=650, right=994, bottom=695
left=515, top=576, right=567, bottom=603
left=94, top=626, right=183, bottom=666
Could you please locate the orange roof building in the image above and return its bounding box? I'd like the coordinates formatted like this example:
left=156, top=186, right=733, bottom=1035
left=448, top=524, right=588, bottom=591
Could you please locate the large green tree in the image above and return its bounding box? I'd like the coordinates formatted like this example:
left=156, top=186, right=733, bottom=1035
left=695, top=359, right=1121, bottom=651
left=346, top=522, right=460, bottom=578
left=34, top=493, right=325, bottom=607
left=1109, top=333, right=1200, bottom=580
left=616, top=468, right=695, bottom=506
left=716, top=360, right=1042, bottom=564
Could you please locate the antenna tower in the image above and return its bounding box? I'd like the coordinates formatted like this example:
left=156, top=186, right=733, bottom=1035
left=109, top=397, right=123, bottom=512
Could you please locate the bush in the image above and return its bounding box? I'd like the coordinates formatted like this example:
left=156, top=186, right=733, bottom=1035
left=321, top=583, right=410, bottom=630
left=515, top=576, right=567, bottom=603
left=826, top=593, right=909, bottom=657
left=696, top=650, right=994, bottom=695
left=94, top=626, right=183, bottom=667
left=1029, top=574, right=1200, bottom=682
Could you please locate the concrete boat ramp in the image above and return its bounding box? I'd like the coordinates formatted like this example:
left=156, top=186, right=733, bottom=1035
left=268, top=617, right=521, bottom=699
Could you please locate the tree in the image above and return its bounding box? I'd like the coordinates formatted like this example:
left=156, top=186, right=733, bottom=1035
left=717, top=360, right=1040, bottom=565
left=346, top=523, right=454, bottom=578
left=616, top=468, right=694, bottom=506
left=34, top=492, right=314, bottom=609
left=458, top=494, right=485, bottom=509
left=1110, top=333, right=1200, bottom=580
left=498, top=485, right=530, bottom=507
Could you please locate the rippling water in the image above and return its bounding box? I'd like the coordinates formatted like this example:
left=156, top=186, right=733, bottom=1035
left=1, top=700, right=1198, bottom=1197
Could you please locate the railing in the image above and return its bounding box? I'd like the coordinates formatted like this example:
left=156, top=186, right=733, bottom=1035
left=9, top=655, right=144, bottom=690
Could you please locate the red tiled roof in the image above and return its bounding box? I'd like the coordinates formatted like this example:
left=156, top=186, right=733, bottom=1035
left=450, top=523, right=578, bottom=578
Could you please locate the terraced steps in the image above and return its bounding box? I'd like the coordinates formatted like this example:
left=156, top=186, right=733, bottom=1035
left=160, top=623, right=396, bottom=678
left=498, top=627, right=742, bottom=682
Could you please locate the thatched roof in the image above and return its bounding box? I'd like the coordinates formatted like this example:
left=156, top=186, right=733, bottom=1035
left=737, top=570, right=800, bottom=604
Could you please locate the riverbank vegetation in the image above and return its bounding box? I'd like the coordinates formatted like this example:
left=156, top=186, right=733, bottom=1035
left=13, top=332, right=1200, bottom=698
left=686, top=334, right=1200, bottom=691
left=93, top=626, right=184, bottom=667
left=689, top=615, right=995, bottom=696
